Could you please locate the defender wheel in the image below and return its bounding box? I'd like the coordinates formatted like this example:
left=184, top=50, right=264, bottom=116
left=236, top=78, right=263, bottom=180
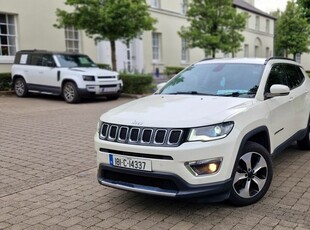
left=229, top=142, right=273, bottom=206
left=14, top=78, right=28, bottom=97
left=63, top=82, right=80, bottom=103
left=297, top=118, right=310, bottom=150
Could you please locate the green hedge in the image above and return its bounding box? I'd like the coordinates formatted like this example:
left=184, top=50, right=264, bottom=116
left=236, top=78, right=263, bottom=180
left=0, top=73, right=12, bottom=91
left=120, top=73, right=153, bottom=94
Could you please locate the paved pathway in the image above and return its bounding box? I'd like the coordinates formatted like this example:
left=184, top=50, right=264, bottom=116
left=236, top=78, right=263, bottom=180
left=0, top=94, right=309, bottom=229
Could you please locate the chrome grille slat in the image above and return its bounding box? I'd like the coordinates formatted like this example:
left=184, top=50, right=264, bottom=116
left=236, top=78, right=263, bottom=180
left=100, top=123, right=185, bottom=147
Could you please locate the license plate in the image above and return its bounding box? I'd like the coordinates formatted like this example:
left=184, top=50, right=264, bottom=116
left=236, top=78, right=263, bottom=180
left=101, top=87, right=117, bottom=92
left=109, top=154, right=152, bottom=171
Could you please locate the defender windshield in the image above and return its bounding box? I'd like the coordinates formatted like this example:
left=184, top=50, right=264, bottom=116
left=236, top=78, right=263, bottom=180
left=159, top=63, right=265, bottom=98
left=56, top=54, right=97, bottom=68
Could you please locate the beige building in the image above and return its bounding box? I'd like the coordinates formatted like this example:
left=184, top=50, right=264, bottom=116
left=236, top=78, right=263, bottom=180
left=0, top=0, right=277, bottom=74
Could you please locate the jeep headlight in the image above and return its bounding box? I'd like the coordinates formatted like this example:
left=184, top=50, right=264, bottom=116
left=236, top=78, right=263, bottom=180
left=188, top=122, right=234, bottom=142
left=83, top=75, right=95, bottom=81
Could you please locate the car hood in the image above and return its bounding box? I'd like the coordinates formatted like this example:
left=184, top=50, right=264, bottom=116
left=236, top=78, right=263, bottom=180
left=64, top=67, right=118, bottom=76
left=101, top=95, right=254, bottom=128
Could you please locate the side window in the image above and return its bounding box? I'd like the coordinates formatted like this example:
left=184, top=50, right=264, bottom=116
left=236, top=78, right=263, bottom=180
left=29, top=54, right=54, bottom=66
left=265, top=64, right=288, bottom=93
left=41, top=55, right=55, bottom=67
left=286, top=64, right=304, bottom=89
left=29, top=54, right=43, bottom=66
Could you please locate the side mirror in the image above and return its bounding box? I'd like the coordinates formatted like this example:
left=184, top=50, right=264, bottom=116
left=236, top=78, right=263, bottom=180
left=266, top=84, right=290, bottom=98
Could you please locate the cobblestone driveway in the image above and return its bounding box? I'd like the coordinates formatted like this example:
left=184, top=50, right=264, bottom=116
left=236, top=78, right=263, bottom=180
left=0, top=95, right=309, bottom=230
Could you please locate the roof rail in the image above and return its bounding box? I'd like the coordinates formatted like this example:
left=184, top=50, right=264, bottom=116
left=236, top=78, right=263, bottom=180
left=17, top=49, right=48, bottom=53
left=264, top=56, right=296, bottom=64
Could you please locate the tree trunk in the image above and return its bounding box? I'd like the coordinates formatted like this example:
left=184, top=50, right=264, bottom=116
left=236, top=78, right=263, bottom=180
left=212, top=48, right=216, bottom=58
left=110, top=40, right=117, bottom=71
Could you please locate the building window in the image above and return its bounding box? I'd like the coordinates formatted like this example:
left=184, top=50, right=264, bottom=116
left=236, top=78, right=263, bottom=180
left=255, top=45, right=259, bottom=57
left=150, top=0, right=160, bottom=8
left=255, top=15, right=260, bottom=31
left=266, top=19, right=270, bottom=33
left=0, top=14, right=16, bottom=56
left=65, top=26, right=80, bottom=52
left=181, top=0, right=188, bottom=15
left=244, top=44, right=249, bottom=57
left=181, top=39, right=189, bottom=63
left=266, top=47, right=270, bottom=58
left=152, top=32, right=161, bottom=63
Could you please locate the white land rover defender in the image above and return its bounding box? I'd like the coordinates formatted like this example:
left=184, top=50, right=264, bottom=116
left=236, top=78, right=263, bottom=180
left=95, top=57, right=310, bottom=206
left=12, top=50, right=123, bottom=103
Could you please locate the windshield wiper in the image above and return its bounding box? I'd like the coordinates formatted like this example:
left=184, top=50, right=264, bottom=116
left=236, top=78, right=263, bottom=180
left=218, top=92, right=256, bottom=97
left=167, top=91, right=218, bottom=96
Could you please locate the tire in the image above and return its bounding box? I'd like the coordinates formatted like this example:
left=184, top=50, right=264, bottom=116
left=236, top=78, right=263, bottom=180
left=14, top=78, right=28, bottom=97
left=62, top=82, right=80, bottom=103
left=297, top=118, right=310, bottom=150
left=229, top=141, right=273, bottom=206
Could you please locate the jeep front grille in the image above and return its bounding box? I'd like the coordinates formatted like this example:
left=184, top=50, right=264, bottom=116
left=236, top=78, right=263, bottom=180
left=99, top=123, right=186, bottom=147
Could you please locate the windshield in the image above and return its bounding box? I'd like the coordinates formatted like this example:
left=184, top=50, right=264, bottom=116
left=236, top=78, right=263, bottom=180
left=56, top=54, right=97, bottom=68
left=159, top=63, right=264, bottom=98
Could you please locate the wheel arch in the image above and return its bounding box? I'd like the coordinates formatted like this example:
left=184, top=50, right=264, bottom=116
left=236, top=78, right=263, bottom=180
left=12, top=74, right=25, bottom=86
left=231, top=126, right=271, bottom=178
left=61, top=79, right=77, bottom=93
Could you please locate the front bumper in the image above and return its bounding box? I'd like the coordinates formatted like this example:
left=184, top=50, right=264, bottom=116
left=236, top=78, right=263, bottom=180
left=81, top=82, right=123, bottom=95
left=98, top=164, right=232, bottom=201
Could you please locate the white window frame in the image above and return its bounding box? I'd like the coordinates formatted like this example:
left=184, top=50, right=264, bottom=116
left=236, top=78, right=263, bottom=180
left=255, top=15, right=260, bottom=31
left=244, top=44, right=249, bottom=57
left=0, top=13, right=17, bottom=63
left=181, top=38, right=189, bottom=64
left=181, top=0, right=188, bottom=15
left=266, top=19, right=270, bottom=33
left=65, top=26, right=80, bottom=53
left=152, top=32, right=161, bottom=63
left=150, top=0, right=160, bottom=8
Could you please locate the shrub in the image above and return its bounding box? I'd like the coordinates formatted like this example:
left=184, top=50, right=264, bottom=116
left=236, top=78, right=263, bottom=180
left=97, top=63, right=112, bottom=70
left=121, top=73, right=153, bottom=94
left=164, top=66, right=185, bottom=79
left=0, top=73, right=12, bottom=91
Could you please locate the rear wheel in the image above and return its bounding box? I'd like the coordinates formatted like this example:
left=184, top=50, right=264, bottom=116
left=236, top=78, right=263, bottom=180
left=229, top=142, right=273, bottom=206
left=14, top=78, right=28, bottom=97
left=297, top=118, right=310, bottom=150
left=63, top=82, right=80, bottom=103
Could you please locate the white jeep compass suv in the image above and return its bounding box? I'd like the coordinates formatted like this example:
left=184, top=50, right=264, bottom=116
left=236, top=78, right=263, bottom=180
left=12, top=50, right=123, bottom=103
left=95, top=58, right=310, bottom=206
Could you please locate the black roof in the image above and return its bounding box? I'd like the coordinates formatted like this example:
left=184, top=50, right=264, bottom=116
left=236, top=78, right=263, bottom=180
left=16, top=49, right=83, bottom=55
left=233, top=0, right=277, bottom=20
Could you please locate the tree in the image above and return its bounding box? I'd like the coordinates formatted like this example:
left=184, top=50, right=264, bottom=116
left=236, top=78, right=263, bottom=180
left=297, top=0, right=310, bottom=20
left=55, top=0, right=156, bottom=71
left=179, top=0, right=247, bottom=58
left=275, top=1, right=310, bottom=59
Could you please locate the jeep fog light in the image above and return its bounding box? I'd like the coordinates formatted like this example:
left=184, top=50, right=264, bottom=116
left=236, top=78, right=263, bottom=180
left=185, top=158, right=222, bottom=176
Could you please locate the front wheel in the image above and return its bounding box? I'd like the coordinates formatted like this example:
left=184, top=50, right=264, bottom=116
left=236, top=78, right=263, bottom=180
left=62, top=82, right=80, bottom=103
left=229, top=142, right=273, bottom=206
left=14, top=78, right=28, bottom=97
